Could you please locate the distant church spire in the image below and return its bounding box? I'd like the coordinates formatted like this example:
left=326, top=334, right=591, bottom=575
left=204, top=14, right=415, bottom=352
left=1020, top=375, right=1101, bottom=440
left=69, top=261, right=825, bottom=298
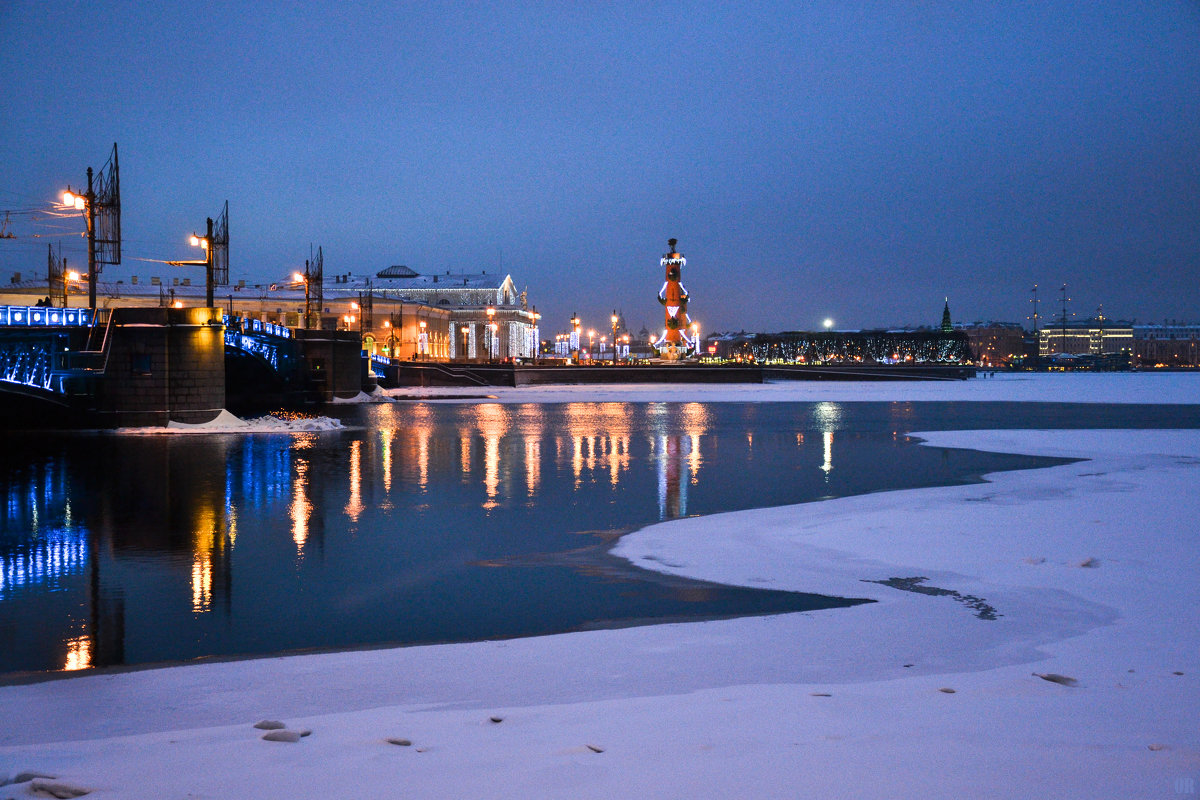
left=941, top=298, right=953, bottom=333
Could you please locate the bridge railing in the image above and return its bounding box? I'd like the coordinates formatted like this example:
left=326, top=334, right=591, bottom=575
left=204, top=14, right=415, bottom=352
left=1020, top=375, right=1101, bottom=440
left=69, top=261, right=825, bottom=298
left=0, top=306, right=94, bottom=327
left=222, top=315, right=292, bottom=339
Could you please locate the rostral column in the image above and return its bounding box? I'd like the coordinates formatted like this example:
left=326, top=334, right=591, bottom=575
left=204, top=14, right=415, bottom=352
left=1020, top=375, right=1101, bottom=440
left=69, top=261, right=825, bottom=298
left=653, top=238, right=693, bottom=361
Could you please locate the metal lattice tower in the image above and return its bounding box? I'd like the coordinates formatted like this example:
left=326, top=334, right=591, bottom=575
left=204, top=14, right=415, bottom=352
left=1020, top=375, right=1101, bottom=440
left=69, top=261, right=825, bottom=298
left=93, top=144, right=121, bottom=268
left=212, top=200, right=229, bottom=286
left=311, top=246, right=324, bottom=321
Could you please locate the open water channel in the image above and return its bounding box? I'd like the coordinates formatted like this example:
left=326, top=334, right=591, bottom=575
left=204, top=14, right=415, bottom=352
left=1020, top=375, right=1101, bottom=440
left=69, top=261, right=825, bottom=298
left=3, top=400, right=1198, bottom=676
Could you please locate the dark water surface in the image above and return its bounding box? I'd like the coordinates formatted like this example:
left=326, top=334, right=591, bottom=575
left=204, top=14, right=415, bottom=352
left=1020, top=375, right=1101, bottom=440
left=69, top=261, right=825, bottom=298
left=3, top=400, right=1198, bottom=675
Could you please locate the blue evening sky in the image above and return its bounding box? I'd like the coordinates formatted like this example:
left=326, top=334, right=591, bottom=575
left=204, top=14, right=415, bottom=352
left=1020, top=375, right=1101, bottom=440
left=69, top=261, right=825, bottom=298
left=2, top=1, right=1197, bottom=334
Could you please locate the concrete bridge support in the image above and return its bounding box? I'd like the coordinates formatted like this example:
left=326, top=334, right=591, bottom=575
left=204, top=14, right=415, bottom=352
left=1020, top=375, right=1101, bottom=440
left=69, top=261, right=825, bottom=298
left=90, top=307, right=226, bottom=427
left=293, top=329, right=365, bottom=402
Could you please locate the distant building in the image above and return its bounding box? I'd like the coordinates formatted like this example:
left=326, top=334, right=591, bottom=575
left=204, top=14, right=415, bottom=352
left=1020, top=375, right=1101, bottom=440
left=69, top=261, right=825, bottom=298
left=0, top=263, right=541, bottom=362
left=1133, top=323, right=1200, bottom=367
left=960, top=322, right=1026, bottom=367
left=348, top=265, right=539, bottom=361
left=1038, top=320, right=1133, bottom=357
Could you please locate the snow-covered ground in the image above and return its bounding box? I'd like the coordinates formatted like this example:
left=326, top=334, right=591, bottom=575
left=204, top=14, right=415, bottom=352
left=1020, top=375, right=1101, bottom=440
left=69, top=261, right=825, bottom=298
left=2, top=374, right=1198, bottom=799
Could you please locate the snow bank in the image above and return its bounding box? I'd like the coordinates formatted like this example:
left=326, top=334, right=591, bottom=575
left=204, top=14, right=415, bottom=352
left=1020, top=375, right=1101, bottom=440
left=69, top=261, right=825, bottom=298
left=329, top=387, right=395, bottom=404
left=2, top=426, right=1196, bottom=799
left=115, top=410, right=346, bottom=434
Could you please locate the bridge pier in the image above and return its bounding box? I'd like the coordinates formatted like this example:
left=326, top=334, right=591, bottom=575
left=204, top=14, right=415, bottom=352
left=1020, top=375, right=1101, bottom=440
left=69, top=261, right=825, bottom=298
left=90, top=307, right=226, bottom=427
left=293, top=329, right=366, bottom=402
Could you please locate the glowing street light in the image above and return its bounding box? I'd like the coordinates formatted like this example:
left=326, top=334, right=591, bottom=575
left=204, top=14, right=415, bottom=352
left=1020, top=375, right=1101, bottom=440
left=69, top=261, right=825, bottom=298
left=62, top=269, right=82, bottom=308
left=823, top=318, right=834, bottom=331
left=611, top=310, right=619, bottom=365
left=570, top=312, right=581, bottom=363
left=61, top=180, right=97, bottom=309
left=460, top=324, right=471, bottom=361
left=167, top=218, right=216, bottom=308
left=529, top=307, right=541, bottom=362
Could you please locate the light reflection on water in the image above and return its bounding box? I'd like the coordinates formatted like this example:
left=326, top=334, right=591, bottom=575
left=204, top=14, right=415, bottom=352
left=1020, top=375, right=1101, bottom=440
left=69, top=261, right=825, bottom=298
left=5, top=399, right=1191, bottom=675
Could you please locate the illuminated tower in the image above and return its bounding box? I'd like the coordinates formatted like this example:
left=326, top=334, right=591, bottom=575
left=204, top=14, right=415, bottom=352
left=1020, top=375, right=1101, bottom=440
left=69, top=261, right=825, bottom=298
left=653, top=238, right=694, bottom=360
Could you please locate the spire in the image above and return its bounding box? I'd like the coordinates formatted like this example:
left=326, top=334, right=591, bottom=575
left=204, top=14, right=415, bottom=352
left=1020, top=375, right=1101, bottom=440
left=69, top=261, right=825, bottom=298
left=941, top=298, right=953, bottom=333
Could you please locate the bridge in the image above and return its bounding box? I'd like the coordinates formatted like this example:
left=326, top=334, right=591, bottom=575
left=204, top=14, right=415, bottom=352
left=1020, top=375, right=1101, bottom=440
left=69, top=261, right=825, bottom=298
left=0, top=306, right=95, bottom=406
left=0, top=305, right=360, bottom=427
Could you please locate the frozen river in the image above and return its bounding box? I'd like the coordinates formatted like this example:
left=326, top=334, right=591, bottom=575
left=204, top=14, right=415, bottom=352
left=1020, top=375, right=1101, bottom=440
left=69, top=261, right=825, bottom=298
left=3, top=399, right=1198, bottom=675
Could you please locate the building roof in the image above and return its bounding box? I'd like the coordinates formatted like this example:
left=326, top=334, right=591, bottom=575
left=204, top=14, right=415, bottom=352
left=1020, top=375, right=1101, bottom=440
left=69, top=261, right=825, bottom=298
left=377, top=265, right=420, bottom=278
left=362, top=267, right=511, bottom=292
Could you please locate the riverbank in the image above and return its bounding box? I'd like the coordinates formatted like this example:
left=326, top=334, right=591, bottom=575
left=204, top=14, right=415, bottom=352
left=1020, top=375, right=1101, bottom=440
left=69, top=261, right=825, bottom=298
left=2, top=376, right=1197, bottom=798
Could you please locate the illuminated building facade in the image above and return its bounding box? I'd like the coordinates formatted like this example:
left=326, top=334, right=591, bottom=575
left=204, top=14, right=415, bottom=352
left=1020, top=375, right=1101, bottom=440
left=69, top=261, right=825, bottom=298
left=1038, top=320, right=1133, bottom=357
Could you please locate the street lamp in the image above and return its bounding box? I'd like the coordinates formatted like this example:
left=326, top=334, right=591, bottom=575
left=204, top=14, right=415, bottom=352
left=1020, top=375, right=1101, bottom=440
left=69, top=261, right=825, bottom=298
left=460, top=325, right=471, bottom=361
left=529, top=307, right=541, bottom=363
left=570, top=312, right=581, bottom=363
left=823, top=318, right=834, bottom=331
left=588, top=329, right=595, bottom=360
left=418, top=319, right=427, bottom=360
left=63, top=269, right=82, bottom=308
left=485, top=306, right=497, bottom=363
left=62, top=177, right=97, bottom=310
left=291, top=270, right=312, bottom=329
left=384, top=317, right=396, bottom=358
left=611, top=310, right=619, bottom=365
left=489, top=321, right=498, bottom=363
left=190, top=219, right=215, bottom=308
left=690, top=321, right=700, bottom=356
left=167, top=218, right=215, bottom=309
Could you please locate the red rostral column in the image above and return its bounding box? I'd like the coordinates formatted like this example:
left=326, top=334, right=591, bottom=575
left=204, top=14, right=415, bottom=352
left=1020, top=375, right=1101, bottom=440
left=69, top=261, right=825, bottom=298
left=653, top=238, right=693, bottom=360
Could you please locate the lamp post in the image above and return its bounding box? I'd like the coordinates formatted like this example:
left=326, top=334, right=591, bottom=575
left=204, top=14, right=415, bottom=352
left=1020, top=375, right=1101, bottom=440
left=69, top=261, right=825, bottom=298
left=190, top=218, right=215, bottom=308
left=588, top=329, right=595, bottom=361
left=611, top=310, right=619, bottom=365
left=63, top=269, right=82, bottom=308
left=460, top=325, right=470, bottom=362
left=62, top=172, right=97, bottom=310
left=291, top=269, right=312, bottom=329
left=529, top=307, right=541, bottom=362
left=167, top=218, right=215, bottom=309
left=418, top=319, right=427, bottom=361
left=484, top=309, right=494, bottom=364
left=690, top=321, right=700, bottom=357
left=570, top=313, right=580, bottom=363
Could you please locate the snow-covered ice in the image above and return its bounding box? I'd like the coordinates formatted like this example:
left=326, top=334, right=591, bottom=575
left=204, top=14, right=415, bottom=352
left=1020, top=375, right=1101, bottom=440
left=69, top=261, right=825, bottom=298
left=2, top=374, right=1198, bottom=799
left=385, top=369, right=1200, bottom=405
